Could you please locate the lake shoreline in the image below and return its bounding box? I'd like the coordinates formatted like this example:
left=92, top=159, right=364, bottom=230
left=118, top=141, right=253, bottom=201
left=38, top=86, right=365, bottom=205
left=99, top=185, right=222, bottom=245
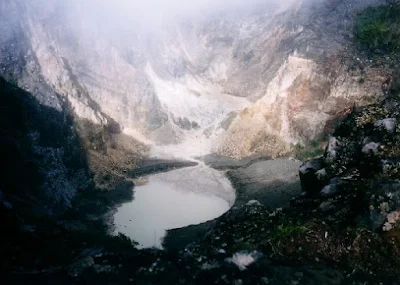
left=162, top=157, right=302, bottom=251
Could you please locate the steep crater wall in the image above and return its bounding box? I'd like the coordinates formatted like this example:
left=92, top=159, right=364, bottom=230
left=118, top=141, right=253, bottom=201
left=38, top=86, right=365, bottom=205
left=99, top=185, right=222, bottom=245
left=0, top=0, right=390, bottom=161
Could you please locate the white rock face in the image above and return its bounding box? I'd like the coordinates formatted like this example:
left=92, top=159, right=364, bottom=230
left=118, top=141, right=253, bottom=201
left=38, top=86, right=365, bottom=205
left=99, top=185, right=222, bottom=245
left=214, top=52, right=387, bottom=158
left=0, top=0, right=389, bottom=159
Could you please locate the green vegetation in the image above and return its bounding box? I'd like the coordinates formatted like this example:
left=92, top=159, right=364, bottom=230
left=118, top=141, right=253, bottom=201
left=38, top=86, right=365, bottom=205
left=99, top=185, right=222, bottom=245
left=270, top=224, right=307, bottom=242
left=232, top=241, right=258, bottom=252
left=355, top=3, right=400, bottom=53
left=292, top=139, right=325, bottom=161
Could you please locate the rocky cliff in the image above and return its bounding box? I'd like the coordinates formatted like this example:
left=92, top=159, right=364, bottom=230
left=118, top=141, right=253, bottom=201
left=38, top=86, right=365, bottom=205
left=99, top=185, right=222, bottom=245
left=0, top=0, right=391, bottom=160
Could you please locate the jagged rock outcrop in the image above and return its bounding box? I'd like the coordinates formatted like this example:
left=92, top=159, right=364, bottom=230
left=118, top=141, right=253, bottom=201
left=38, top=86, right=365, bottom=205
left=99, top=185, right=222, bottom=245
left=0, top=77, right=91, bottom=216
left=298, top=91, right=400, bottom=233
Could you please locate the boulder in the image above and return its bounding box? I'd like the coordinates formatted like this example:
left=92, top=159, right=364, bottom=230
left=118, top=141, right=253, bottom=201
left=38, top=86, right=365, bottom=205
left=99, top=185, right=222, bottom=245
left=361, top=142, right=380, bottom=155
left=299, top=158, right=329, bottom=196
left=320, top=178, right=339, bottom=197
left=374, top=118, right=397, bottom=133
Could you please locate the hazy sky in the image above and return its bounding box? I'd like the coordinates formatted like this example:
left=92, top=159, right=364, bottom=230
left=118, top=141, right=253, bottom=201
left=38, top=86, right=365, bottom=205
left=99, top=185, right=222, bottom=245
left=0, top=0, right=297, bottom=43
left=77, top=0, right=288, bottom=28
left=98, top=0, right=272, bottom=15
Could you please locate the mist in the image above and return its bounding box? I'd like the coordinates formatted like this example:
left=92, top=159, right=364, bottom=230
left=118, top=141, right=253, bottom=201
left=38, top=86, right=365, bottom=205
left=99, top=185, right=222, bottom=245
left=0, top=0, right=302, bottom=49
left=26, top=0, right=296, bottom=32
left=80, top=0, right=287, bottom=25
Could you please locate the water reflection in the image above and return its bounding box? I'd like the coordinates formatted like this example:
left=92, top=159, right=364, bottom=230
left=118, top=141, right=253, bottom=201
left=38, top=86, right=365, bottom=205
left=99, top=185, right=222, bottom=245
left=114, top=166, right=234, bottom=248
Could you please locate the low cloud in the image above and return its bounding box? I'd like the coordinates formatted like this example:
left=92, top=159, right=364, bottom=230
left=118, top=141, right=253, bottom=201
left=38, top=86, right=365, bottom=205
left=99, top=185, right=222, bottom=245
left=73, top=0, right=294, bottom=29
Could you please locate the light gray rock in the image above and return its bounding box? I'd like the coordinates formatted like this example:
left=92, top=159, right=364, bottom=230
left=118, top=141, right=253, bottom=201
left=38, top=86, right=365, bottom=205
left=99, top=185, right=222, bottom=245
left=374, top=118, right=396, bottom=133
left=320, top=183, right=338, bottom=197
left=326, top=137, right=338, bottom=161
left=299, top=160, right=324, bottom=176
left=362, top=142, right=380, bottom=155
left=226, top=250, right=263, bottom=271
left=246, top=200, right=262, bottom=206
left=315, top=168, right=328, bottom=180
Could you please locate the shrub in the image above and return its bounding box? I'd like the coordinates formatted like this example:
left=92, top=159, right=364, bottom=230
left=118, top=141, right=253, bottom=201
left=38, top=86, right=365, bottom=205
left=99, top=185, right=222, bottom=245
left=355, top=4, right=400, bottom=53
left=270, top=224, right=307, bottom=242
left=292, top=140, right=325, bottom=161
